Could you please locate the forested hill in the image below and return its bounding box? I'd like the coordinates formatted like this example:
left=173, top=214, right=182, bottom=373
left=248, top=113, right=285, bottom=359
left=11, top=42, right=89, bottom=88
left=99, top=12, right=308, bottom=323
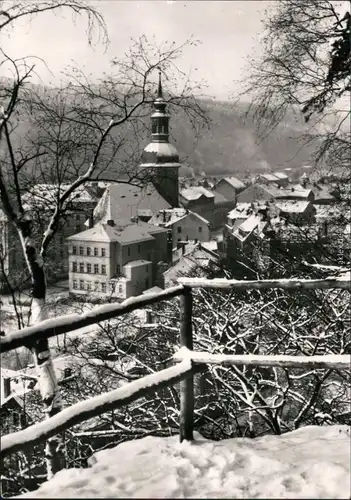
left=5, top=84, right=316, bottom=180
left=170, top=99, right=316, bottom=177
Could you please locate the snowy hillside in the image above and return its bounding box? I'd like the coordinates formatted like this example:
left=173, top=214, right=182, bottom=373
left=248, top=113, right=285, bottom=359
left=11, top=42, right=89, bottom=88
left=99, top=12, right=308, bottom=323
left=19, top=426, right=350, bottom=499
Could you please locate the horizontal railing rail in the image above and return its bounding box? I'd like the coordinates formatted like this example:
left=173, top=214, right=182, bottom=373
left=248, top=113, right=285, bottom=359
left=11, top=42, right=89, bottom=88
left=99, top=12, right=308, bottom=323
left=0, top=284, right=184, bottom=353
left=1, top=276, right=350, bottom=468
left=177, top=276, right=351, bottom=290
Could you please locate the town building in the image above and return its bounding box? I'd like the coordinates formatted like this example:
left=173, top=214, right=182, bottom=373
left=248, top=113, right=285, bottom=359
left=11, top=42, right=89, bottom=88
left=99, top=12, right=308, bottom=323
left=236, top=184, right=276, bottom=203
left=275, top=200, right=316, bottom=225
left=0, top=185, right=97, bottom=289
left=148, top=208, right=210, bottom=259
left=163, top=242, right=220, bottom=287
left=257, top=172, right=289, bottom=187
left=214, top=176, right=246, bottom=202
left=67, top=220, right=169, bottom=299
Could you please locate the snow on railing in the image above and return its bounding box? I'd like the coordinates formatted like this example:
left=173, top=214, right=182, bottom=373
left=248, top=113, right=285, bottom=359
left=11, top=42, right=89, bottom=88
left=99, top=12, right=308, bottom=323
left=0, top=360, right=204, bottom=457
left=1, top=276, right=350, bottom=469
left=0, top=285, right=184, bottom=353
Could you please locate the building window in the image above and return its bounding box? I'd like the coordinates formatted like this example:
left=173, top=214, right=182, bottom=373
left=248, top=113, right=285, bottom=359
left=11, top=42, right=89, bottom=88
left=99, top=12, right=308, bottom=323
left=177, top=226, right=182, bottom=234
left=79, top=263, right=84, bottom=273
left=73, top=280, right=78, bottom=290
left=117, top=265, right=121, bottom=274
left=60, top=249, right=64, bottom=258
left=94, top=264, right=99, bottom=274
left=94, top=247, right=98, bottom=256
left=145, top=278, right=149, bottom=289
left=119, top=284, right=123, bottom=294
left=101, top=265, right=106, bottom=275
left=199, top=227, right=202, bottom=233
left=101, top=283, right=107, bottom=293
left=86, top=247, right=91, bottom=256
left=94, top=281, right=99, bottom=291
left=76, top=225, right=81, bottom=233
left=79, top=280, right=84, bottom=290
left=101, top=248, right=106, bottom=257
left=72, top=262, right=77, bottom=272
left=87, top=263, right=92, bottom=274
left=72, top=246, right=77, bottom=255
left=138, top=244, right=140, bottom=254
left=128, top=247, right=130, bottom=256
left=86, top=282, right=91, bottom=291
left=79, top=246, right=84, bottom=256
left=76, top=214, right=80, bottom=221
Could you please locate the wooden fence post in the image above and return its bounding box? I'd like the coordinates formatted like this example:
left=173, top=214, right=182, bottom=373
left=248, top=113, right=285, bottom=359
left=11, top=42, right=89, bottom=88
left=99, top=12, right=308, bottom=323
left=179, top=286, right=194, bottom=442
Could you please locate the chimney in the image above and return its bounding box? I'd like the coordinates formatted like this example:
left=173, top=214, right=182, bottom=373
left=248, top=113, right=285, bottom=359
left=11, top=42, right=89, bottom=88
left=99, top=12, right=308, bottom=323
left=107, top=219, right=115, bottom=227
left=2, top=377, right=11, bottom=399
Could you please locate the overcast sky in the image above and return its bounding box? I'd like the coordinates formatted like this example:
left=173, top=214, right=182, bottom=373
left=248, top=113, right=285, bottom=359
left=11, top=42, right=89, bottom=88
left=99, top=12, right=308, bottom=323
left=2, top=1, right=274, bottom=100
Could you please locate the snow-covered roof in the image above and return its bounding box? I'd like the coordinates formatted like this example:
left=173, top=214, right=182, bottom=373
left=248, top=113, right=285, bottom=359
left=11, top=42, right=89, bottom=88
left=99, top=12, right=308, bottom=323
left=93, top=183, right=170, bottom=227
left=149, top=208, right=209, bottom=227
left=180, top=186, right=215, bottom=201
left=123, top=259, right=152, bottom=268
left=276, top=200, right=311, bottom=213
left=67, top=221, right=166, bottom=245
left=228, top=203, right=252, bottom=219
left=221, top=177, right=246, bottom=190
left=273, top=172, right=289, bottom=180
left=22, top=184, right=96, bottom=209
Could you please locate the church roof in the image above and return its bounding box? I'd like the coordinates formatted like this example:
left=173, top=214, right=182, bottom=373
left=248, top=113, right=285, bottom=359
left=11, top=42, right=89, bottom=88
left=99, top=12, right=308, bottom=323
left=93, top=182, right=171, bottom=226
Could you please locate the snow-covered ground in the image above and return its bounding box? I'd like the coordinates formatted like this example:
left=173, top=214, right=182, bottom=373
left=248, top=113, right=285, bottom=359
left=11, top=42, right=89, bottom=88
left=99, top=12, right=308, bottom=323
left=19, top=426, right=350, bottom=499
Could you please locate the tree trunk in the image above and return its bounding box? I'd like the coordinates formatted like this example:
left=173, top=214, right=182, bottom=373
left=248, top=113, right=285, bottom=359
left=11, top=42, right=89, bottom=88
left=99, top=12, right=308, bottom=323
left=23, top=234, right=64, bottom=479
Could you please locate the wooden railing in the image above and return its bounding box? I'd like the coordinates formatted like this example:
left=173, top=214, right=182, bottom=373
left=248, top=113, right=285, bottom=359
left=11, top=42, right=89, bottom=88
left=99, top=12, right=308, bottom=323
left=1, top=276, right=350, bottom=461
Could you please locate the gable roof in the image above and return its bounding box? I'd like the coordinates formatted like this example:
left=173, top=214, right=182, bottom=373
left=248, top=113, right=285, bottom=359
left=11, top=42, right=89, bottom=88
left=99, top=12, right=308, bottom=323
left=276, top=200, right=311, bottom=213
left=213, top=190, right=230, bottom=205
left=228, top=203, right=253, bottom=219
left=237, top=184, right=274, bottom=202
left=67, top=221, right=167, bottom=245
left=22, top=184, right=96, bottom=210
left=259, top=173, right=279, bottom=182
left=149, top=208, right=209, bottom=227
left=93, top=182, right=171, bottom=226
left=272, top=172, right=289, bottom=180
left=180, top=186, right=215, bottom=201
left=220, top=177, right=246, bottom=190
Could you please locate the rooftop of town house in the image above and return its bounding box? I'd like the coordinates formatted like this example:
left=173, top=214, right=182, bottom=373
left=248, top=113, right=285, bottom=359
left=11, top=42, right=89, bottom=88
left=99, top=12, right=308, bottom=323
left=93, top=182, right=171, bottom=227
left=272, top=172, right=289, bottom=180
left=180, top=186, right=215, bottom=201
left=259, top=173, right=281, bottom=182
left=227, top=203, right=253, bottom=219
left=67, top=220, right=167, bottom=245
left=123, top=259, right=152, bottom=268
left=275, top=200, right=311, bottom=213
left=213, top=190, right=231, bottom=205
left=149, top=208, right=209, bottom=228
left=236, top=183, right=276, bottom=202
left=22, top=184, right=96, bottom=210
left=217, top=176, right=246, bottom=190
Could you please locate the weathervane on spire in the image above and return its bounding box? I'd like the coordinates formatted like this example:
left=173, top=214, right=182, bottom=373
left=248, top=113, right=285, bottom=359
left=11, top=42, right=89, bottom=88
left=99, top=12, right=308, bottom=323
left=157, top=67, right=163, bottom=99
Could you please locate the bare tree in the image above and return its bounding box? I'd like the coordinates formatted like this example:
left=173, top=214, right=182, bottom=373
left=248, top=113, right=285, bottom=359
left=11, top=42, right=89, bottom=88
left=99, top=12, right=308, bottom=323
left=0, top=1, right=208, bottom=477
left=240, top=0, right=350, bottom=177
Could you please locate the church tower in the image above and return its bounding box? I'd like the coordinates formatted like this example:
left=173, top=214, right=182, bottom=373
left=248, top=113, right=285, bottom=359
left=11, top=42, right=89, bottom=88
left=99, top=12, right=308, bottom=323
left=139, top=70, right=180, bottom=207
